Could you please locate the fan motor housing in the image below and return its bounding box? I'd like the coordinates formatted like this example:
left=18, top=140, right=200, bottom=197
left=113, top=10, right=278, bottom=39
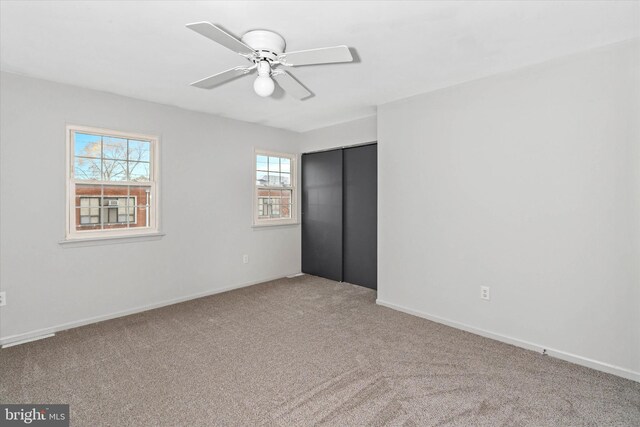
left=241, top=30, right=285, bottom=62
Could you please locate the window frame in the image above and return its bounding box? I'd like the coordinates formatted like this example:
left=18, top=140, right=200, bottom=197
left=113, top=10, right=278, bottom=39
left=253, top=149, right=297, bottom=226
left=65, top=125, right=160, bottom=240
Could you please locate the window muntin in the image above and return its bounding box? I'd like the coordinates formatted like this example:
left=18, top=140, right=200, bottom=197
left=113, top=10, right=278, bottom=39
left=254, top=151, right=296, bottom=225
left=67, top=126, right=158, bottom=239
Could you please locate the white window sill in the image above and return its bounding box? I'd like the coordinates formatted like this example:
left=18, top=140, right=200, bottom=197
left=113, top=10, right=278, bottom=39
left=59, top=232, right=165, bottom=248
left=252, top=222, right=300, bottom=229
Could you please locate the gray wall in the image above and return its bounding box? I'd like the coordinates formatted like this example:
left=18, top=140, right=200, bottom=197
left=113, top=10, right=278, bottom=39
left=0, top=72, right=301, bottom=343
left=300, top=115, right=377, bottom=153
left=378, top=40, right=640, bottom=379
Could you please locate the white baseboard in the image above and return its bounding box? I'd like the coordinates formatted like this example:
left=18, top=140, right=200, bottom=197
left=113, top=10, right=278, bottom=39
left=376, top=299, right=640, bottom=383
left=0, top=273, right=297, bottom=347
left=2, top=333, right=55, bottom=348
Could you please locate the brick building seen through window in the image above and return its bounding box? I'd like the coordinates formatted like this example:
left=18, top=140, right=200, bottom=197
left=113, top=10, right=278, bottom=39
left=75, top=185, right=150, bottom=230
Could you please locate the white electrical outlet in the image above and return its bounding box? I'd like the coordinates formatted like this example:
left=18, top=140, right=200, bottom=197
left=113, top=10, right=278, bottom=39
left=480, top=286, right=490, bottom=301
left=0, top=291, right=6, bottom=307
left=243, top=255, right=249, bottom=264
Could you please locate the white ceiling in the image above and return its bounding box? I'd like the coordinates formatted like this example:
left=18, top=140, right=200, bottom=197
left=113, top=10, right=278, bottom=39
left=1, top=1, right=638, bottom=132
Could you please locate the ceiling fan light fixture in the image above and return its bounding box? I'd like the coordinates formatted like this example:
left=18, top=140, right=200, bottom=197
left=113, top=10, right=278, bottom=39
left=253, top=60, right=275, bottom=97
left=254, top=75, right=275, bottom=97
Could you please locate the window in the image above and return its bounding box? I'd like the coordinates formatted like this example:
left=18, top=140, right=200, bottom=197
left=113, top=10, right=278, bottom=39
left=254, top=150, right=296, bottom=225
left=66, top=125, right=158, bottom=239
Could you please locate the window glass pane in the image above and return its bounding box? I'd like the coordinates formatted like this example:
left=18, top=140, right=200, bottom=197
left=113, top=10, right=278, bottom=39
left=281, top=158, right=290, bottom=173
left=74, top=157, right=101, bottom=180
left=100, top=202, right=133, bottom=226
left=270, top=203, right=281, bottom=218
left=269, top=189, right=282, bottom=202
left=128, top=140, right=150, bottom=162
left=76, top=195, right=101, bottom=225
left=257, top=192, right=269, bottom=218
left=280, top=173, right=291, bottom=187
left=128, top=185, right=149, bottom=209
left=74, top=133, right=101, bottom=158
left=102, top=136, right=127, bottom=160
left=255, top=155, right=293, bottom=188
left=256, top=155, right=268, bottom=171
left=280, top=204, right=292, bottom=219
left=268, top=156, right=280, bottom=172
left=281, top=189, right=293, bottom=204
left=75, top=184, right=102, bottom=207
left=268, top=173, right=281, bottom=186
left=102, top=160, right=127, bottom=181
left=129, top=206, right=149, bottom=228
left=256, top=171, right=268, bottom=186
left=129, top=161, right=150, bottom=181
left=75, top=204, right=101, bottom=231
left=101, top=185, right=129, bottom=209
left=116, top=203, right=135, bottom=221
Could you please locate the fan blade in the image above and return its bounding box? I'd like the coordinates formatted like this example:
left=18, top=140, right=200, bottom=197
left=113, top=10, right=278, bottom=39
left=191, top=66, right=253, bottom=89
left=186, top=22, right=255, bottom=56
left=279, top=46, right=352, bottom=66
left=273, top=71, right=312, bottom=100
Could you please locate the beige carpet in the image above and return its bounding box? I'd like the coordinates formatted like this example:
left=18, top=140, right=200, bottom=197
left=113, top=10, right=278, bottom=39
left=1, top=275, right=639, bottom=426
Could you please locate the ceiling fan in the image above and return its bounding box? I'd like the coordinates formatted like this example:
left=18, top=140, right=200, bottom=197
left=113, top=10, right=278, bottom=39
left=186, top=22, right=354, bottom=99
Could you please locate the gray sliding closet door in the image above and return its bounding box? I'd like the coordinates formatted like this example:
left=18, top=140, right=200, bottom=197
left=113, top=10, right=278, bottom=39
left=301, top=150, right=343, bottom=282
left=343, top=144, right=377, bottom=290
